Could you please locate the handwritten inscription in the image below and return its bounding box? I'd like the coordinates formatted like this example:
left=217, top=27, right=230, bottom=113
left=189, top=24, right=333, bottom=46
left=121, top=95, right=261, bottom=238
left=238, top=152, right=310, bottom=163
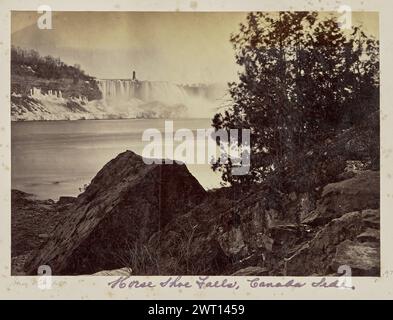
left=108, top=277, right=156, bottom=289
left=108, top=276, right=355, bottom=290
left=196, top=276, right=239, bottom=290
left=247, top=278, right=306, bottom=288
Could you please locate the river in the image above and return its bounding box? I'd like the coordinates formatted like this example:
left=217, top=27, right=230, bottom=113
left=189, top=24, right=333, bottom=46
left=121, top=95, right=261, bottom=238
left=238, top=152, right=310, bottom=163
left=11, top=119, right=223, bottom=200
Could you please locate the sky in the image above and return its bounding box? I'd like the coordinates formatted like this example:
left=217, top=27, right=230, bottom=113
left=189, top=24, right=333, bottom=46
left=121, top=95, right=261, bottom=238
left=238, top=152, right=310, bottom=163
left=11, top=11, right=378, bottom=83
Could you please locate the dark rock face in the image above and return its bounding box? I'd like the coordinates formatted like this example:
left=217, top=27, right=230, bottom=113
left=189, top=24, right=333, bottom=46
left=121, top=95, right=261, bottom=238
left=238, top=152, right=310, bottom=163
left=142, top=172, right=380, bottom=276
left=11, top=190, right=67, bottom=275
left=11, top=190, right=62, bottom=258
left=204, top=171, right=380, bottom=276
left=286, top=209, right=380, bottom=276
left=24, top=151, right=206, bottom=275
left=302, top=170, right=379, bottom=225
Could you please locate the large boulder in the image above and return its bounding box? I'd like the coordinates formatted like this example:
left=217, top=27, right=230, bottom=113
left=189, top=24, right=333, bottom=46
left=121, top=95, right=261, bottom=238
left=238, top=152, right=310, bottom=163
left=302, top=170, right=379, bottom=225
left=24, top=150, right=206, bottom=275
left=286, top=209, right=380, bottom=276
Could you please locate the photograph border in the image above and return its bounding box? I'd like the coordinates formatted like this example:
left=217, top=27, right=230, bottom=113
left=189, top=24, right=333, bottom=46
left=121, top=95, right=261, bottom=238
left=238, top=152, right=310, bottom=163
left=0, top=0, right=391, bottom=300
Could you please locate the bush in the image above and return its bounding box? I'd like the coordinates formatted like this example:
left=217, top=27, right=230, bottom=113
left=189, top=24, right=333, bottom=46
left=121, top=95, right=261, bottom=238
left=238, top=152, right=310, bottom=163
left=212, top=12, right=379, bottom=194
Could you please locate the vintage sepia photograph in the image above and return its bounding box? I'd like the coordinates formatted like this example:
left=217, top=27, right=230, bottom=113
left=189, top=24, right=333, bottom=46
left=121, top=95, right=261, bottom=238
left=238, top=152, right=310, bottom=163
left=10, top=10, right=380, bottom=277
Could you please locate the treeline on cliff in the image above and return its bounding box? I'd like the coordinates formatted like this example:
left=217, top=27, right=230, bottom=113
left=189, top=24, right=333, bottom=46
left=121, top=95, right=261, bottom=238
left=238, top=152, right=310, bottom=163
left=11, top=46, right=102, bottom=101
left=213, top=12, right=379, bottom=199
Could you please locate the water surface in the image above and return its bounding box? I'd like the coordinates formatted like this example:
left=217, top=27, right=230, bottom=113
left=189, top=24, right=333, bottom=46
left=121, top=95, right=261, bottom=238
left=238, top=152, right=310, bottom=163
left=12, top=119, right=222, bottom=200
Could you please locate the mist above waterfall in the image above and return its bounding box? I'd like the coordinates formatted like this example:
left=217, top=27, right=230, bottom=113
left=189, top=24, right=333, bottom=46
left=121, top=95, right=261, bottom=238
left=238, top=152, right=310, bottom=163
left=97, top=79, right=228, bottom=119
left=11, top=77, right=229, bottom=121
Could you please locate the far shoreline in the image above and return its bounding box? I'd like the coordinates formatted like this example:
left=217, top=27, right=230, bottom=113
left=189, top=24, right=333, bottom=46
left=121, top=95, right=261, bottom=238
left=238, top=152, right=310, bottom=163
left=11, top=117, right=214, bottom=123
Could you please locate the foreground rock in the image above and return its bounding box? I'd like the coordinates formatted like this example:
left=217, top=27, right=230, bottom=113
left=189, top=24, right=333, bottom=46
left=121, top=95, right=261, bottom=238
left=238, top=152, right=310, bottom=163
left=189, top=170, right=380, bottom=276
left=302, top=170, right=379, bottom=225
left=24, top=151, right=206, bottom=275
left=286, top=209, right=380, bottom=276
left=153, top=184, right=313, bottom=275
left=17, top=149, right=379, bottom=276
left=11, top=190, right=62, bottom=258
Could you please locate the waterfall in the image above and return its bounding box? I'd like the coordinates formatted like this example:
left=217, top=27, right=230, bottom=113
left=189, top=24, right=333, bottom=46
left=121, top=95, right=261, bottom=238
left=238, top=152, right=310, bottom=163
left=97, top=80, right=199, bottom=104
left=96, top=79, right=228, bottom=118
left=13, top=80, right=227, bottom=120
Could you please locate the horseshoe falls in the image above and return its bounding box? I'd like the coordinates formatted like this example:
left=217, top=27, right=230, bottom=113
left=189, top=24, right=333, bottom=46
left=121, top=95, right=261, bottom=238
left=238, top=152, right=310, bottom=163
left=96, top=79, right=227, bottom=119
left=11, top=79, right=227, bottom=121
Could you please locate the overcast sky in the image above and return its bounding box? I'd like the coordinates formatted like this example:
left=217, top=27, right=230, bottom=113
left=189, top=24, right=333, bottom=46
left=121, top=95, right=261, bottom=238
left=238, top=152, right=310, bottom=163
left=11, top=11, right=378, bottom=83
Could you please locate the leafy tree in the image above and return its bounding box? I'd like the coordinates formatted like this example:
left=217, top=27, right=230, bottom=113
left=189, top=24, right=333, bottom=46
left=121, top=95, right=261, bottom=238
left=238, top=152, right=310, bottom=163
left=212, top=12, right=379, bottom=191
left=11, top=46, right=91, bottom=81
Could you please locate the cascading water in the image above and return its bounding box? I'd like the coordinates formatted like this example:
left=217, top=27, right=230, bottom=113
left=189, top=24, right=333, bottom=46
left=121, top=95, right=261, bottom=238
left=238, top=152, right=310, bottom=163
left=12, top=79, right=227, bottom=121
left=96, top=79, right=227, bottom=118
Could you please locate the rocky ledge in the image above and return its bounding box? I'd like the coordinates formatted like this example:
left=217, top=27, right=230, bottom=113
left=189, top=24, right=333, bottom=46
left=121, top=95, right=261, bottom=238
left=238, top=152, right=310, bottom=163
left=12, top=151, right=380, bottom=276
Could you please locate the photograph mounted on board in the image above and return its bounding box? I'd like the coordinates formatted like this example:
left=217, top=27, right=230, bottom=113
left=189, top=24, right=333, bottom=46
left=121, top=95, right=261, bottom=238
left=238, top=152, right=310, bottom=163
left=10, top=11, right=380, bottom=277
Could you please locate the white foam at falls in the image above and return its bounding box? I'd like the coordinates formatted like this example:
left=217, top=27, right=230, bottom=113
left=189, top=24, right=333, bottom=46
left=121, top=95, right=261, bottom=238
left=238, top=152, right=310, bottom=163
left=29, top=87, right=90, bottom=104
left=97, top=79, right=226, bottom=118
left=98, top=80, right=189, bottom=104
left=13, top=82, right=228, bottom=120
left=30, top=87, right=65, bottom=100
